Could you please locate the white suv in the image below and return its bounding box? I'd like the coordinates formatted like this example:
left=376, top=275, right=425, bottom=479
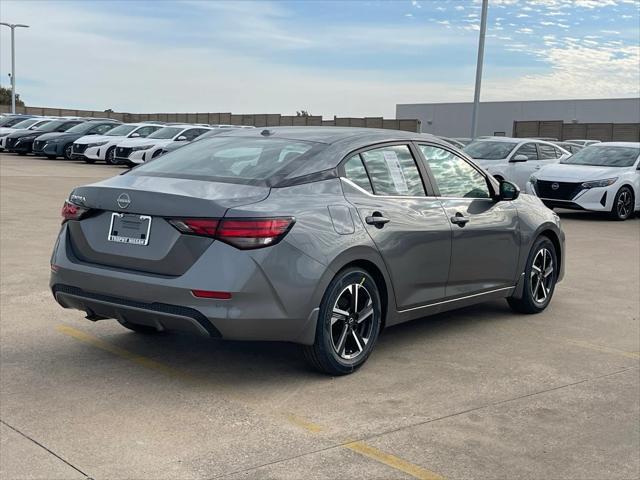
left=463, top=137, right=571, bottom=189
left=72, top=123, right=164, bottom=164
left=114, top=125, right=212, bottom=165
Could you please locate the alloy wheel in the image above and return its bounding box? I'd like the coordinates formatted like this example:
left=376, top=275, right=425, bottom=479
left=617, top=190, right=632, bottom=219
left=530, top=248, right=554, bottom=304
left=64, top=144, right=73, bottom=160
left=330, top=283, right=375, bottom=360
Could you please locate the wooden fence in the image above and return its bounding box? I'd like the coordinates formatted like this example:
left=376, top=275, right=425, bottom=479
left=0, top=105, right=421, bottom=132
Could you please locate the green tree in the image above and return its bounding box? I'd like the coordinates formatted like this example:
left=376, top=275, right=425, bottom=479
left=0, top=86, right=25, bottom=107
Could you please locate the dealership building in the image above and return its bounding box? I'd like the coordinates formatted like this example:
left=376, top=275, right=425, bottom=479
left=396, top=98, right=640, bottom=141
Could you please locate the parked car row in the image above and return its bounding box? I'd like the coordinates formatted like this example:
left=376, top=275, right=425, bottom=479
left=462, top=136, right=639, bottom=220
left=0, top=114, right=253, bottom=164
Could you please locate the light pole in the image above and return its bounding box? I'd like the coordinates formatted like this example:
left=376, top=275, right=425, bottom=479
left=470, top=0, right=488, bottom=139
left=0, top=22, right=30, bottom=114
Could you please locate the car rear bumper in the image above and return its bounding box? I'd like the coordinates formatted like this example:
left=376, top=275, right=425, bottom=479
left=50, top=225, right=325, bottom=344
left=52, top=284, right=222, bottom=337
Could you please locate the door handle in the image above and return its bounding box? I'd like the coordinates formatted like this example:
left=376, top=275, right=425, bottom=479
left=450, top=212, right=469, bottom=227
left=365, top=212, right=390, bottom=228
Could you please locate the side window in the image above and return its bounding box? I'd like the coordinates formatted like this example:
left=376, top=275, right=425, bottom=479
left=553, top=146, right=564, bottom=157
left=419, top=145, right=490, bottom=199
left=538, top=144, right=558, bottom=160
left=90, top=124, right=116, bottom=135
left=514, top=143, right=539, bottom=160
left=135, top=126, right=158, bottom=137
left=360, top=145, right=425, bottom=196
left=181, top=129, right=206, bottom=141
left=343, top=154, right=373, bottom=193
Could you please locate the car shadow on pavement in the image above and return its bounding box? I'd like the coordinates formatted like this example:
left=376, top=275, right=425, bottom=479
left=82, top=300, right=516, bottom=385
left=555, top=209, right=638, bottom=222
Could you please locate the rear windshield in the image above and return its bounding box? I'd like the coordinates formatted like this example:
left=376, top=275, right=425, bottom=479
left=105, top=124, right=137, bottom=136
left=561, top=146, right=640, bottom=167
left=464, top=141, right=519, bottom=160
left=134, top=137, right=316, bottom=182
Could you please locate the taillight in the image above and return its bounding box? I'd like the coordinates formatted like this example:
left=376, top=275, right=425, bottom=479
left=168, top=217, right=294, bottom=250
left=61, top=200, right=89, bottom=224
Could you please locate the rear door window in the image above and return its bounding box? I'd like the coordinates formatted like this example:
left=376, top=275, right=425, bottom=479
left=343, top=154, right=373, bottom=193
left=359, top=145, right=425, bottom=196
left=538, top=144, right=559, bottom=159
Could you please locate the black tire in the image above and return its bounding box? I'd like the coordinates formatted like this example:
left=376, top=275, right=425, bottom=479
left=84, top=157, right=96, bottom=164
left=117, top=319, right=160, bottom=334
left=105, top=147, right=118, bottom=165
left=303, top=268, right=382, bottom=375
left=610, top=186, right=634, bottom=221
left=46, top=155, right=57, bottom=160
left=63, top=144, right=73, bottom=160
left=508, top=236, right=558, bottom=314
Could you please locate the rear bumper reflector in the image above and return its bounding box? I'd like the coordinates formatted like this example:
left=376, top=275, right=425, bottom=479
left=191, top=289, right=232, bottom=299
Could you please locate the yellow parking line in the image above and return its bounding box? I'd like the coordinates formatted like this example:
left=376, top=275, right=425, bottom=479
left=59, top=324, right=443, bottom=479
left=565, top=339, right=640, bottom=360
left=345, top=441, right=444, bottom=480
left=56, top=324, right=193, bottom=380
left=284, top=413, right=324, bottom=433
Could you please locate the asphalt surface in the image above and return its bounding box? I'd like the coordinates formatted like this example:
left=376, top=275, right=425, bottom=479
left=1, top=153, right=638, bottom=480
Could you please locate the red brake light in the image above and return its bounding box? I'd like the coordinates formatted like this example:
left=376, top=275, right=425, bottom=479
left=167, top=217, right=294, bottom=249
left=168, top=219, right=219, bottom=236
left=61, top=201, right=88, bottom=223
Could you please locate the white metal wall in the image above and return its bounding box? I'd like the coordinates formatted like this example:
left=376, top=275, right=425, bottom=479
left=396, top=98, right=640, bottom=137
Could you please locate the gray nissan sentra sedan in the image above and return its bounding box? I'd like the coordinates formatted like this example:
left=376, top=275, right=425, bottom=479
left=50, top=127, right=565, bottom=375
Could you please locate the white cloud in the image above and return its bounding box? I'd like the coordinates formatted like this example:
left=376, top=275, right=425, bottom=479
left=484, top=43, right=640, bottom=100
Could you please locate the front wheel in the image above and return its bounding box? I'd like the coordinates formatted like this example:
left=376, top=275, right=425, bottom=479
left=63, top=144, right=74, bottom=160
left=508, top=236, right=557, bottom=314
left=105, top=147, right=118, bottom=165
left=610, top=186, right=634, bottom=221
left=303, top=268, right=382, bottom=375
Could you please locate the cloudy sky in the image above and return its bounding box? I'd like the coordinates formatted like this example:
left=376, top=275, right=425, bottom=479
left=0, top=0, right=638, bottom=117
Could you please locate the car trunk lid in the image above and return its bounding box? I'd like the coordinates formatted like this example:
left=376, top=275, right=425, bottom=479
left=66, top=174, right=270, bottom=275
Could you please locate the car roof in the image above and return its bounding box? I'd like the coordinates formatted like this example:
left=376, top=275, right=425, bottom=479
left=589, top=142, right=640, bottom=147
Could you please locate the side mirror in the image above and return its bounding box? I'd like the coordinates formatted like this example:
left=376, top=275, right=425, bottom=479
left=176, top=135, right=187, bottom=141
left=499, top=180, right=520, bottom=201
left=130, top=132, right=140, bottom=138
left=511, top=154, right=528, bottom=162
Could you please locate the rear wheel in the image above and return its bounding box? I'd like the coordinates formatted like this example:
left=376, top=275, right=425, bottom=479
left=63, top=144, right=73, bottom=160
left=117, top=319, right=160, bottom=334
left=610, top=186, right=634, bottom=221
left=105, top=147, right=118, bottom=165
left=304, top=268, right=382, bottom=375
left=508, top=236, right=557, bottom=314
